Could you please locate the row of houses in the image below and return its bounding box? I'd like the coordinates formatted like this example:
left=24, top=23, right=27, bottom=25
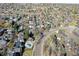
left=0, top=15, right=25, bottom=56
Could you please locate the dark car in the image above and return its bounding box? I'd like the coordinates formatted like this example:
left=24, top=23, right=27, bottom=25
left=0, top=29, right=7, bottom=36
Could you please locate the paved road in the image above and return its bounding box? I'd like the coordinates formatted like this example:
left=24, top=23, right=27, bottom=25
left=33, top=28, right=57, bottom=56
left=33, top=26, right=79, bottom=56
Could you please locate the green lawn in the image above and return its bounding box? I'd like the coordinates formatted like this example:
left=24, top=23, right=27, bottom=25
left=23, top=49, right=33, bottom=56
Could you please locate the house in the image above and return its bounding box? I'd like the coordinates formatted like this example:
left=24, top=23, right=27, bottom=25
left=0, top=19, right=5, bottom=27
